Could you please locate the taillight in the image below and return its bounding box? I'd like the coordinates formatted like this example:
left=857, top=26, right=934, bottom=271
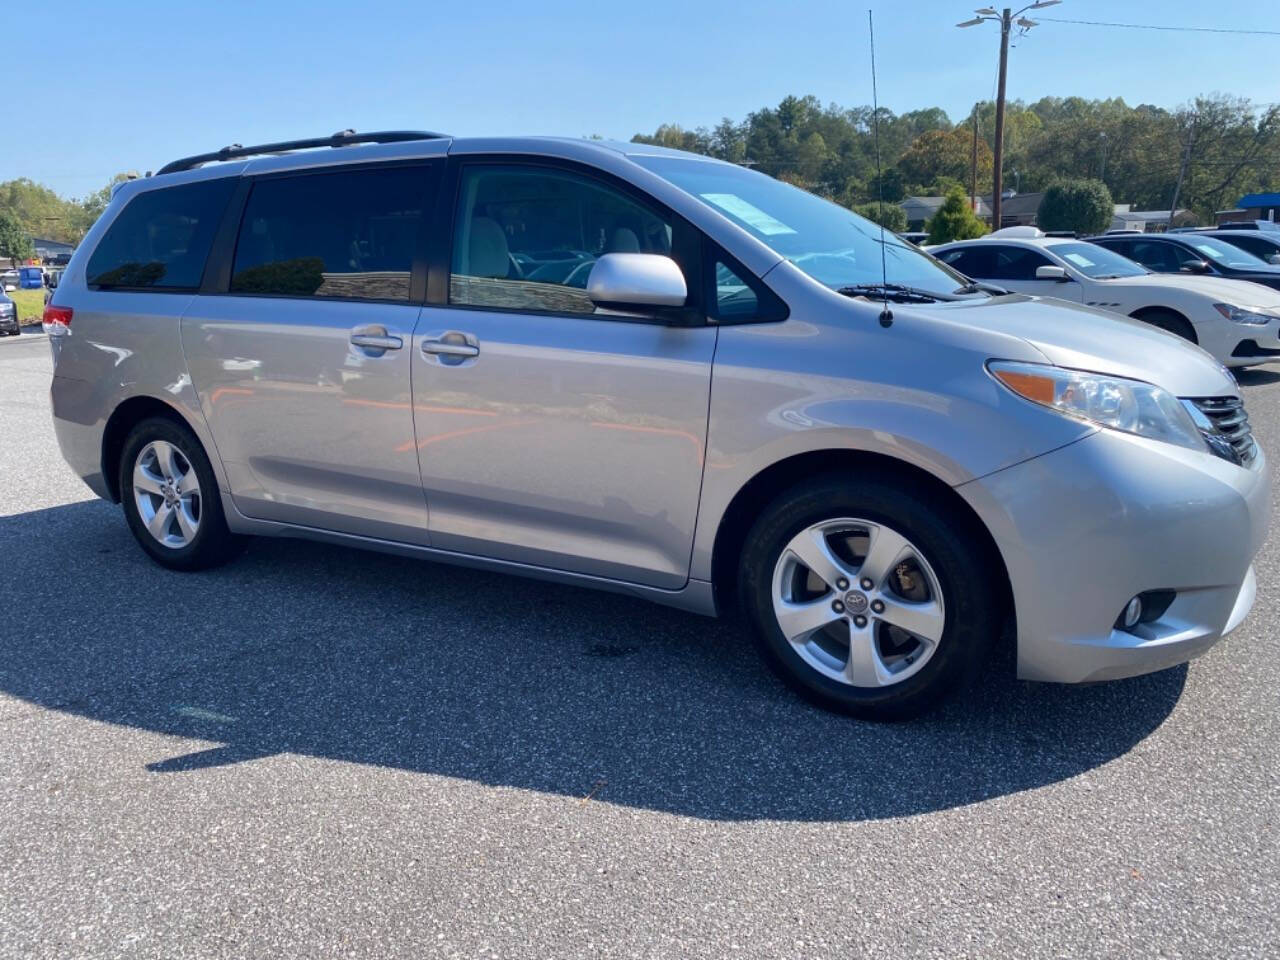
left=43, top=305, right=73, bottom=337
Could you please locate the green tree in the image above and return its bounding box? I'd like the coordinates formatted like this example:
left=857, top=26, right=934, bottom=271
left=0, top=211, right=33, bottom=264
left=853, top=202, right=907, bottom=232
left=926, top=186, right=988, bottom=244
left=1038, top=178, right=1115, bottom=235
left=898, top=129, right=992, bottom=191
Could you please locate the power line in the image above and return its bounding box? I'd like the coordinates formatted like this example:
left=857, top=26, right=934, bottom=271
left=1038, top=17, right=1280, bottom=37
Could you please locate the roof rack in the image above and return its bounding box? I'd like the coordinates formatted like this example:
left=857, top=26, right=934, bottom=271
left=155, top=129, right=450, bottom=176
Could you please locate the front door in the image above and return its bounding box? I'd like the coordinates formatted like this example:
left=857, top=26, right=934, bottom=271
left=183, top=162, right=439, bottom=544
left=411, top=161, right=716, bottom=589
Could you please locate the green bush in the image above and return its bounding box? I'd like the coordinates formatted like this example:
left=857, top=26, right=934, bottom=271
left=852, top=202, right=908, bottom=233
left=926, top=186, right=988, bottom=244
left=1038, top=178, right=1114, bottom=235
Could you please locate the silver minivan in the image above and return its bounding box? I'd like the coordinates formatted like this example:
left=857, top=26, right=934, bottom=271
left=46, top=131, right=1270, bottom=719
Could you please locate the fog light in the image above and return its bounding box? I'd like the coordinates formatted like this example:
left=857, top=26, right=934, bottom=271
left=1122, top=596, right=1142, bottom=629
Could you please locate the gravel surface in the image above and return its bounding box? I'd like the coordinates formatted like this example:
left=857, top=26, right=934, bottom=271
left=1, top=334, right=1277, bottom=959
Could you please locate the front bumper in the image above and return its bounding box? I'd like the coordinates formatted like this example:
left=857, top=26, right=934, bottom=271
left=1224, top=318, right=1280, bottom=367
left=959, top=428, right=1270, bottom=683
left=0, top=312, right=18, bottom=333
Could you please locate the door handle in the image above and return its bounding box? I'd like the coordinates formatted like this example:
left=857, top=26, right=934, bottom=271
left=421, top=332, right=480, bottom=364
left=350, top=330, right=404, bottom=351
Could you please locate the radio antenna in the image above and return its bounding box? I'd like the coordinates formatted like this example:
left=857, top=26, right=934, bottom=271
left=868, top=9, right=892, bottom=328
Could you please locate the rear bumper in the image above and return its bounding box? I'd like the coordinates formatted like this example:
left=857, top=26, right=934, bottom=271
left=959, top=429, right=1269, bottom=683
left=51, top=375, right=111, bottom=500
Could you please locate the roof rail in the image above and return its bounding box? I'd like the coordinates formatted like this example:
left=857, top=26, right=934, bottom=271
left=155, top=129, right=450, bottom=176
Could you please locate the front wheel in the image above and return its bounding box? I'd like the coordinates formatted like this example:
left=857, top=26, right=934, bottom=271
left=119, top=417, right=245, bottom=571
left=1136, top=309, right=1196, bottom=343
left=738, top=474, right=1000, bottom=720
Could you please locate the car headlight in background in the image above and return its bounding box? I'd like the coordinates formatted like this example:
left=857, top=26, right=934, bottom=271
left=988, top=361, right=1206, bottom=452
left=1214, top=303, right=1278, bottom=326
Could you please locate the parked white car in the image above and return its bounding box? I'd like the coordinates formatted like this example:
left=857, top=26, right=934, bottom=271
left=932, top=228, right=1280, bottom=367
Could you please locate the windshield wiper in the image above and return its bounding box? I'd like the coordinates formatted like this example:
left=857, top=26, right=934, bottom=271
left=954, top=280, right=1007, bottom=296
left=837, top=283, right=962, bottom=304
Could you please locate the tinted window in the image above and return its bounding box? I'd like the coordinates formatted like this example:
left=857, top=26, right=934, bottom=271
left=937, top=246, right=994, bottom=278
left=987, top=246, right=1052, bottom=281
left=231, top=166, right=430, bottom=302
left=1120, top=240, right=1181, bottom=272
left=713, top=260, right=759, bottom=318
left=450, top=165, right=673, bottom=315
left=87, top=178, right=234, bottom=289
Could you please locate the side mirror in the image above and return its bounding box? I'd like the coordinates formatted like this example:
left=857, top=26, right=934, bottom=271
left=1180, top=260, right=1211, bottom=274
left=1268, top=253, right=1280, bottom=266
left=1035, top=265, right=1070, bottom=282
left=587, top=253, right=688, bottom=311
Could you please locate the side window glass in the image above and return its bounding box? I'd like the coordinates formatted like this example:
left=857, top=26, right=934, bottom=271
left=230, top=166, right=429, bottom=302
left=87, top=178, right=235, bottom=289
left=713, top=261, right=759, bottom=318
left=938, top=247, right=991, bottom=277
left=989, top=246, right=1051, bottom=280
left=1129, top=242, right=1173, bottom=271
left=450, top=165, right=673, bottom=315
left=1231, top=236, right=1267, bottom=258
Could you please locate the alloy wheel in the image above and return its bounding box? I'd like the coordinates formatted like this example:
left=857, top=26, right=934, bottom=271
left=132, top=440, right=201, bottom=549
left=770, top=517, right=946, bottom=688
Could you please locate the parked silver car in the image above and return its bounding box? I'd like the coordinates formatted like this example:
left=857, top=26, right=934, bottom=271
left=46, top=131, right=1270, bottom=718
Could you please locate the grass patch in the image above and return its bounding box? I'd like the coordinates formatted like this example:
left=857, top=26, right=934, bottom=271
left=6, top=288, right=45, bottom=325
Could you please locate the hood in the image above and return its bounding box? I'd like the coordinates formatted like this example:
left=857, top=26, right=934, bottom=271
left=1114, top=272, right=1280, bottom=305
left=947, top=294, right=1236, bottom=397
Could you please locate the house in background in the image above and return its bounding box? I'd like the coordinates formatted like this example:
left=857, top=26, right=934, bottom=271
left=986, top=192, right=1044, bottom=229
left=31, top=237, right=76, bottom=265
left=1117, top=209, right=1195, bottom=233
left=900, top=195, right=991, bottom=231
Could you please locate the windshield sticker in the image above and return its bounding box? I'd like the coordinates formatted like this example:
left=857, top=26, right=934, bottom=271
left=1063, top=252, right=1096, bottom=267
left=700, top=193, right=798, bottom=235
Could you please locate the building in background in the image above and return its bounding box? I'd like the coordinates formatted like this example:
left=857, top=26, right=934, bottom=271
left=1216, top=193, right=1280, bottom=226
left=31, top=237, right=76, bottom=266
left=900, top=195, right=992, bottom=232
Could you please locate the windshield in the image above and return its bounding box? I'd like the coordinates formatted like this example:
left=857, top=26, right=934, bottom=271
left=633, top=155, right=969, bottom=294
left=1182, top=236, right=1273, bottom=270
left=1048, top=241, right=1147, bottom=279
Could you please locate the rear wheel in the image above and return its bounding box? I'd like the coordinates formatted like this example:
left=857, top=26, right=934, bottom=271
left=119, top=417, right=244, bottom=571
left=738, top=474, right=1000, bottom=720
left=1136, top=309, right=1196, bottom=343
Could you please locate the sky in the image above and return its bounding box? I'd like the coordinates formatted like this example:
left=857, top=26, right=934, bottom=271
left=5, top=0, right=1278, bottom=199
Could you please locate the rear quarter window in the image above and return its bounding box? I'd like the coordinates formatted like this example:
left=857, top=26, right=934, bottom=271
left=87, top=178, right=235, bottom=290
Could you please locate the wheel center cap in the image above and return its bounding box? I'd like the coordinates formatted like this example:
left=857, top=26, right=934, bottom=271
left=843, top=590, right=870, bottom=614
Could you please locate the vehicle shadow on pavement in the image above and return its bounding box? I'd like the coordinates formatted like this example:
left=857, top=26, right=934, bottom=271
left=0, top=501, right=1187, bottom=822
left=1236, top=368, right=1280, bottom=387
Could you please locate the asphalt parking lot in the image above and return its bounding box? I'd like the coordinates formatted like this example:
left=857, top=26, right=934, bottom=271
left=1, top=332, right=1277, bottom=959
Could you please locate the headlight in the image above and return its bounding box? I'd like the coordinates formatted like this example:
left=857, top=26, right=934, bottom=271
left=1214, top=303, right=1277, bottom=326
left=988, top=361, right=1206, bottom=452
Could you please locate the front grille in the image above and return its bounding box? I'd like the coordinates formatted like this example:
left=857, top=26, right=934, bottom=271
left=1183, top=396, right=1259, bottom=466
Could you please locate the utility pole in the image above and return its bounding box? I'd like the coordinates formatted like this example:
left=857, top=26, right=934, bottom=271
left=970, top=108, right=980, bottom=215
left=992, top=8, right=1011, bottom=230
left=956, top=2, right=1060, bottom=230
left=1169, top=117, right=1195, bottom=231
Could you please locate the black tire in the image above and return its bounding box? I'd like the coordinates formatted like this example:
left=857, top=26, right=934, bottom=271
left=1136, top=309, right=1196, bottom=343
left=119, top=416, right=245, bottom=571
left=738, top=473, right=1001, bottom=720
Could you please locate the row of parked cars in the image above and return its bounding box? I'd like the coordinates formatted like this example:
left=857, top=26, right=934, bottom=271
left=41, top=131, right=1271, bottom=719
left=919, top=225, right=1280, bottom=369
